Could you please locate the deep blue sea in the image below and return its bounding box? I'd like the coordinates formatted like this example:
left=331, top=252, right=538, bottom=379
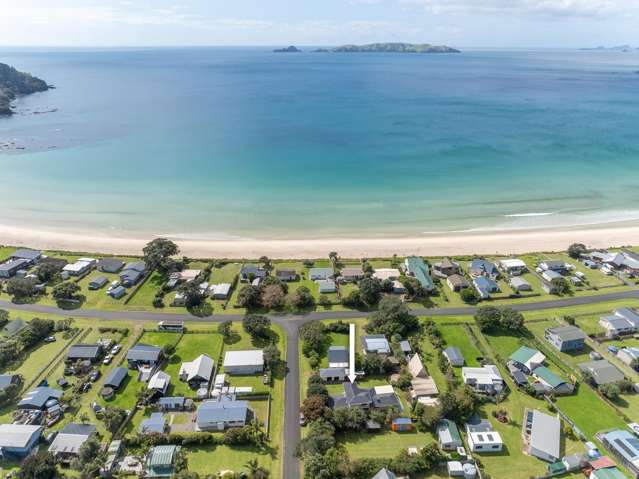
left=1, top=47, right=639, bottom=239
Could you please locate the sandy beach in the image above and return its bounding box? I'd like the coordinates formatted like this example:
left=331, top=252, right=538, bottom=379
left=1, top=221, right=638, bottom=259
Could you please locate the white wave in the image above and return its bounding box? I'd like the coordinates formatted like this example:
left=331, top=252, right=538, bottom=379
left=503, top=212, right=556, bottom=218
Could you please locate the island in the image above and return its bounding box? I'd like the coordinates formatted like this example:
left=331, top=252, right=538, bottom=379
left=0, top=63, right=49, bottom=115
left=274, top=45, right=301, bottom=53
left=315, top=42, right=460, bottom=53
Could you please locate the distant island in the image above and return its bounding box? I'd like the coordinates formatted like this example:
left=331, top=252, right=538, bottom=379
left=580, top=45, right=638, bottom=52
left=0, top=63, right=49, bottom=115
left=315, top=42, right=460, bottom=54
left=274, top=46, right=301, bottom=53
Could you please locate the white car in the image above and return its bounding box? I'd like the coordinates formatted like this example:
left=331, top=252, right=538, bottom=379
left=103, top=355, right=112, bottom=365
left=111, top=344, right=121, bottom=354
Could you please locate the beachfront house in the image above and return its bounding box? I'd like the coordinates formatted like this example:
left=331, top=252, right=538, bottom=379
left=578, top=360, right=625, bottom=386
left=97, top=258, right=125, bottom=273
left=10, top=249, right=42, bottom=265
left=223, top=350, right=264, bottom=375
left=317, top=279, right=336, bottom=293
left=63, top=258, right=97, bottom=276
left=469, top=259, right=500, bottom=279
left=510, top=276, right=532, bottom=292
left=373, top=268, right=401, bottom=281
left=275, top=269, right=297, bottom=282
left=544, top=325, right=587, bottom=352
left=473, top=276, right=500, bottom=299
left=539, top=260, right=568, bottom=272
left=309, top=267, right=333, bottom=281
left=240, top=265, right=267, bottom=282
left=404, top=256, right=435, bottom=291
left=0, top=258, right=31, bottom=278
left=599, top=429, right=639, bottom=477
left=120, top=261, right=146, bottom=286
left=339, top=267, right=364, bottom=282
left=447, top=274, right=469, bottom=292
left=433, top=257, right=461, bottom=278
left=499, top=258, right=527, bottom=276
left=465, top=417, right=503, bottom=453
left=524, top=410, right=561, bottom=463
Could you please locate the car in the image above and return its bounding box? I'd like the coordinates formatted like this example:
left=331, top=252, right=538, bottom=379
left=111, top=344, right=121, bottom=355
left=89, top=370, right=101, bottom=382
left=44, top=336, right=57, bottom=343
left=82, top=382, right=92, bottom=393
left=103, top=355, right=112, bottom=365
left=64, top=367, right=76, bottom=376
left=299, top=413, right=307, bottom=426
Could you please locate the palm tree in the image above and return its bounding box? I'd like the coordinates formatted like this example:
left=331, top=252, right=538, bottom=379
left=244, top=458, right=259, bottom=476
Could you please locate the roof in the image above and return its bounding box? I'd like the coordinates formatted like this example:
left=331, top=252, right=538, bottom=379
left=317, top=279, right=336, bottom=291
left=447, top=274, right=468, bottom=287
left=196, top=399, right=249, bottom=424
left=529, top=410, right=561, bottom=460
left=590, top=468, right=627, bottom=479
left=437, top=419, right=462, bottom=444
left=158, top=396, right=185, bottom=407
left=148, top=371, right=171, bottom=391
left=341, top=267, right=363, bottom=276
left=510, top=277, right=531, bottom=287
left=601, top=430, right=639, bottom=467
left=18, top=387, right=62, bottom=408
left=67, top=344, right=101, bottom=360
left=600, top=316, right=634, bottom=330
left=373, top=268, right=401, bottom=280
left=140, top=413, right=166, bottom=434
left=89, top=275, right=108, bottom=285
left=319, top=367, right=346, bottom=378
left=11, top=249, right=41, bottom=261
left=97, top=258, right=124, bottom=272
left=443, top=346, right=464, bottom=363
left=0, top=258, right=30, bottom=273
left=240, top=265, right=266, bottom=276
left=179, top=354, right=214, bottom=382
left=223, top=349, right=264, bottom=367
left=615, top=307, right=639, bottom=327
left=404, top=256, right=434, bottom=289
left=541, top=260, right=566, bottom=270
left=466, top=417, right=494, bottom=433
left=399, top=340, right=411, bottom=352
left=579, top=360, right=625, bottom=385
left=0, top=374, right=19, bottom=390
left=3, top=318, right=27, bottom=337
left=510, top=346, right=545, bottom=367
left=127, top=344, right=162, bottom=362
left=49, top=424, right=96, bottom=455
left=470, top=259, right=498, bottom=276
left=309, top=267, right=333, bottom=277
left=328, top=346, right=348, bottom=364
left=462, top=365, right=503, bottom=385
left=147, top=445, right=178, bottom=467
left=392, top=417, right=412, bottom=425
left=212, top=283, right=232, bottom=295
left=474, top=276, right=498, bottom=291
left=500, top=258, right=526, bottom=268
left=104, top=367, right=128, bottom=389
left=408, top=354, right=427, bottom=378
left=533, top=366, right=566, bottom=388
left=546, top=325, right=587, bottom=342
left=123, top=261, right=146, bottom=272
left=371, top=468, right=397, bottom=479
left=440, top=257, right=458, bottom=269
left=0, top=424, right=43, bottom=448
left=411, top=377, right=439, bottom=396
left=362, top=334, right=390, bottom=353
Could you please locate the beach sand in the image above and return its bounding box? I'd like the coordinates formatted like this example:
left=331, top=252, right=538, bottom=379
left=1, top=221, right=638, bottom=259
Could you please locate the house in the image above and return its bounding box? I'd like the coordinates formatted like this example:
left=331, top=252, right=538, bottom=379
left=340, top=267, right=364, bottom=282
left=579, top=360, right=625, bottom=386
left=120, top=261, right=146, bottom=286
left=108, top=285, right=126, bottom=299
left=0, top=259, right=31, bottom=278
left=510, top=276, right=532, bottom=292
left=104, top=367, right=128, bottom=390
left=509, top=346, right=546, bottom=374
left=171, top=269, right=201, bottom=283
left=88, top=275, right=108, bottom=290
left=371, top=468, right=397, bottom=479
left=465, top=417, right=503, bottom=453
left=433, top=257, right=461, bottom=278
left=148, top=370, right=171, bottom=396
left=158, top=397, right=186, bottom=412
left=462, top=365, right=504, bottom=395
left=179, top=354, right=214, bottom=388
left=0, top=424, right=43, bottom=458
left=499, top=258, right=528, bottom=276
left=599, top=429, right=639, bottom=477
left=127, top=344, right=162, bottom=369
left=545, top=325, right=587, bottom=352
left=210, top=283, right=232, bottom=300
left=392, top=280, right=406, bottom=294
left=391, top=417, right=413, bottom=432
left=408, top=353, right=427, bottom=378
left=447, top=274, right=469, bottom=292
left=240, top=265, right=267, bottom=282
left=524, top=409, right=561, bottom=462
left=469, top=259, right=500, bottom=279
left=411, top=376, right=439, bottom=406
left=599, top=315, right=635, bottom=338
left=320, top=367, right=347, bottom=382
left=309, top=267, right=333, bottom=281
left=317, top=279, right=336, bottom=293
left=196, top=398, right=251, bottom=431
left=399, top=340, right=412, bottom=355
left=362, top=335, right=391, bottom=355
left=437, top=419, right=463, bottom=450
left=11, top=249, right=42, bottom=264
left=0, top=374, right=21, bottom=392
left=17, top=386, right=62, bottom=410
left=541, top=280, right=558, bottom=295
left=328, top=346, right=349, bottom=368
left=145, top=445, right=180, bottom=478
left=617, top=347, right=639, bottom=368
left=507, top=363, right=529, bottom=387
left=49, top=423, right=96, bottom=464
left=542, top=270, right=563, bottom=283
left=329, top=382, right=401, bottom=410
left=275, top=269, right=297, bottom=282
left=614, top=308, right=639, bottom=328
left=443, top=347, right=465, bottom=367
left=589, top=468, right=628, bottom=479
left=539, top=260, right=567, bottom=272
left=139, top=413, right=167, bottom=434
left=223, top=350, right=264, bottom=375
left=532, top=366, right=574, bottom=395
left=593, top=250, right=639, bottom=273
left=67, top=343, right=103, bottom=363
left=2, top=318, right=27, bottom=337
left=373, top=268, right=401, bottom=281
left=63, top=258, right=96, bottom=276
left=473, top=276, right=500, bottom=299
left=97, top=258, right=125, bottom=273
left=404, top=256, right=435, bottom=291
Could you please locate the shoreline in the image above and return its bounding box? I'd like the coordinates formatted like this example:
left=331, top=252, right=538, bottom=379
left=1, top=221, right=638, bottom=258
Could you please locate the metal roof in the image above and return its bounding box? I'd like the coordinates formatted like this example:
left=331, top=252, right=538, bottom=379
left=362, top=334, right=390, bottom=353
left=179, top=354, right=214, bottom=382
left=11, top=249, right=41, bottom=261
left=223, top=349, right=263, bottom=367
left=533, top=366, right=566, bottom=388
left=104, top=367, right=128, bottom=389
left=127, top=344, right=161, bottom=361
left=0, top=424, right=43, bottom=448
left=196, top=399, right=249, bottom=425
left=328, top=346, right=348, bottom=364
left=67, top=344, right=102, bottom=360
left=18, top=386, right=62, bottom=409
left=147, top=445, right=178, bottom=467
left=530, top=410, right=561, bottom=460
left=546, top=325, right=587, bottom=342
left=139, top=413, right=166, bottom=434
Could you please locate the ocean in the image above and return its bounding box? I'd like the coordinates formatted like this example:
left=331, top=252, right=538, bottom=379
left=1, top=47, right=639, bottom=240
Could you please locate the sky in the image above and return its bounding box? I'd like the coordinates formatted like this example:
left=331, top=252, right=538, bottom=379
left=0, top=0, right=638, bottom=48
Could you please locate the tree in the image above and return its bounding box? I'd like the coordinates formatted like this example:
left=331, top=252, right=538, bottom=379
left=6, top=277, right=38, bottom=300
left=358, top=277, right=383, bottom=306
left=245, top=458, right=270, bottom=479
left=460, top=287, right=480, bottom=304
left=552, top=277, right=572, bottom=295
left=439, top=387, right=478, bottom=423
left=19, top=452, right=57, bottom=479
left=73, top=436, right=105, bottom=476
left=341, top=290, right=362, bottom=308
left=291, top=286, right=315, bottom=309
left=599, top=383, right=621, bottom=400
left=52, top=281, right=81, bottom=301
left=103, top=406, right=128, bottom=433
left=568, top=243, right=587, bottom=259
left=19, top=318, right=54, bottom=348
left=143, top=238, right=179, bottom=272
left=218, top=320, right=233, bottom=341
left=162, top=343, right=176, bottom=357
left=401, top=276, right=427, bottom=300
left=332, top=406, right=367, bottom=431
left=0, top=309, right=8, bottom=329
left=298, top=419, right=336, bottom=456
left=563, top=315, right=576, bottom=325
left=474, top=305, right=502, bottom=332
left=243, top=314, right=271, bottom=339
left=318, top=294, right=331, bottom=307
left=237, top=285, right=262, bottom=309
left=0, top=382, right=21, bottom=407
left=261, top=284, right=286, bottom=309
left=36, top=262, right=61, bottom=283
left=300, top=395, right=329, bottom=422
left=299, top=321, right=326, bottom=356
left=500, top=307, right=524, bottom=331
left=177, top=281, right=206, bottom=308
left=366, top=296, right=418, bottom=337
left=263, top=344, right=281, bottom=370
left=259, top=256, right=273, bottom=273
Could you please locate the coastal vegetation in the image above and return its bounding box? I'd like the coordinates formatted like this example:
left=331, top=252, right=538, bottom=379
left=0, top=63, right=49, bottom=115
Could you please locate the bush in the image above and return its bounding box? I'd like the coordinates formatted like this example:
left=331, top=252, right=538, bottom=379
left=460, top=287, right=480, bottom=304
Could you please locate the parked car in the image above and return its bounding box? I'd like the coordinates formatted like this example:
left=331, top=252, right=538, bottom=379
left=299, top=413, right=307, bottom=426
left=64, top=367, right=76, bottom=376
left=111, top=344, right=121, bottom=355
left=82, top=382, right=92, bottom=393
left=89, top=371, right=101, bottom=382
left=44, top=336, right=57, bottom=343
left=103, top=355, right=112, bottom=365
left=608, top=345, right=619, bottom=354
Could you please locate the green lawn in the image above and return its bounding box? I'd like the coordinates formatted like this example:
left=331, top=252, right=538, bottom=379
left=438, top=324, right=484, bottom=367
left=0, top=246, right=15, bottom=262
left=339, top=428, right=438, bottom=459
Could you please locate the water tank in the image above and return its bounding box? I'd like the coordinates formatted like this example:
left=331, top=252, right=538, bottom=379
left=463, top=463, right=477, bottom=479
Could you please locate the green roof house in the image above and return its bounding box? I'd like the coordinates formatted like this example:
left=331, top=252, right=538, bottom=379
left=509, top=346, right=546, bottom=374
left=145, top=445, right=180, bottom=478
left=404, top=257, right=435, bottom=291
left=590, top=467, right=628, bottom=479
left=437, top=419, right=462, bottom=450
left=532, top=366, right=574, bottom=395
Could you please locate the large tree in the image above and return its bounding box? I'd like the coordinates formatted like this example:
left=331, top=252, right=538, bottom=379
left=52, top=281, right=81, bottom=302
left=358, top=277, right=383, bottom=306
left=237, top=285, right=262, bottom=309
left=366, top=296, right=418, bottom=337
left=143, top=237, right=179, bottom=272
left=568, top=243, right=587, bottom=259
left=242, top=314, right=271, bottom=339
left=6, top=277, right=38, bottom=300
left=19, top=452, right=57, bottom=479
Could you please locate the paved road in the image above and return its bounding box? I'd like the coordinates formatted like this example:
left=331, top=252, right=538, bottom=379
left=2, top=287, right=638, bottom=478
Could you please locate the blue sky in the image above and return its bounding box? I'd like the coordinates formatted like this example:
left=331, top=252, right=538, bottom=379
left=1, top=0, right=638, bottom=47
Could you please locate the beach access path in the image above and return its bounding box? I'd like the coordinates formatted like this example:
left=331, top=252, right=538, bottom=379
left=3, top=287, right=639, bottom=478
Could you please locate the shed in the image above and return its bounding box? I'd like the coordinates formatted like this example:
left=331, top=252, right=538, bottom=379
left=528, top=410, right=561, bottom=462
left=437, top=419, right=462, bottom=450
left=317, top=279, right=336, bottom=293
left=88, top=275, right=108, bottom=290
left=139, top=413, right=166, bottom=434
left=223, top=350, right=264, bottom=375
left=443, top=346, right=464, bottom=367
left=145, top=445, right=180, bottom=478
left=0, top=424, right=43, bottom=458
left=98, top=258, right=125, bottom=273
left=391, top=417, right=413, bottom=432
left=104, top=367, right=128, bottom=390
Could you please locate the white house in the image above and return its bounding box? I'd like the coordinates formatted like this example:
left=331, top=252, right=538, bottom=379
left=462, top=365, right=504, bottom=395
left=499, top=258, right=527, bottom=276
left=63, top=258, right=97, bottom=276
left=179, top=354, right=214, bottom=388
left=599, top=314, right=636, bottom=338
left=525, top=409, right=561, bottom=463
left=465, top=418, right=503, bottom=453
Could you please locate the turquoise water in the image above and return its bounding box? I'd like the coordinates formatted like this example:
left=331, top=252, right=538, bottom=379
left=1, top=47, right=639, bottom=239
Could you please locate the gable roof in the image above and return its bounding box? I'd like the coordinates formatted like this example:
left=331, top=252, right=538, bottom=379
left=362, top=334, right=390, bottom=354
left=371, top=468, right=397, bottom=479
left=196, top=399, right=249, bottom=424
left=127, top=344, right=162, bottom=362
left=510, top=346, right=545, bottom=367
left=529, top=410, right=561, bottom=460
left=104, top=367, right=128, bottom=389
left=147, top=445, right=178, bottom=467
left=18, top=387, right=62, bottom=409
left=67, top=344, right=101, bottom=360
left=532, top=366, right=566, bottom=388
left=444, top=346, right=464, bottom=364
left=0, top=424, right=43, bottom=448
left=404, top=256, right=434, bottom=289
left=11, top=249, right=41, bottom=261
left=0, top=374, right=20, bottom=390
left=546, top=325, right=587, bottom=342
left=328, top=346, right=348, bottom=364
left=470, top=259, right=498, bottom=276
left=223, top=349, right=264, bottom=367
left=437, top=419, right=462, bottom=444
left=179, top=354, right=214, bottom=382
left=97, top=258, right=125, bottom=272
left=139, top=413, right=166, bottom=434
left=579, top=360, right=625, bottom=385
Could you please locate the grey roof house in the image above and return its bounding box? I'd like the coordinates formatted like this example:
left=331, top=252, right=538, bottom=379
left=196, top=398, right=251, bottom=431
left=0, top=424, right=43, bottom=458
left=544, top=325, right=587, bottom=352
left=17, top=386, right=62, bottom=410
left=443, top=347, right=465, bottom=367
left=67, top=344, right=103, bottom=362
left=98, top=257, right=125, bottom=273
left=0, top=259, right=31, bottom=278
left=309, top=267, right=334, bottom=281
left=223, top=350, right=264, bottom=375
left=139, top=413, right=167, bottom=434
left=126, top=344, right=162, bottom=368
left=329, top=382, right=401, bottom=410
left=240, top=265, right=267, bottom=282
left=48, top=423, right=96, bottom=463
left=88, top=275, right=108, bottom=290
left=578, top=360, right=625, bottom=385
left=2, top=318, right=27, bottom=337
left=0, top=374, right=21, bottom=392
left=361, top=335, right=391, bottom=355
left=328, top=346, right=349, bottom=368
left=120, top=262, right=146, bottom=286
left=525, top=409, right=561, bottom=462
left=469, top=259, right=500, bottom=279
left=11, top=249, right=42, bottom=263
left=104, top=367, right=128, bottom=390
